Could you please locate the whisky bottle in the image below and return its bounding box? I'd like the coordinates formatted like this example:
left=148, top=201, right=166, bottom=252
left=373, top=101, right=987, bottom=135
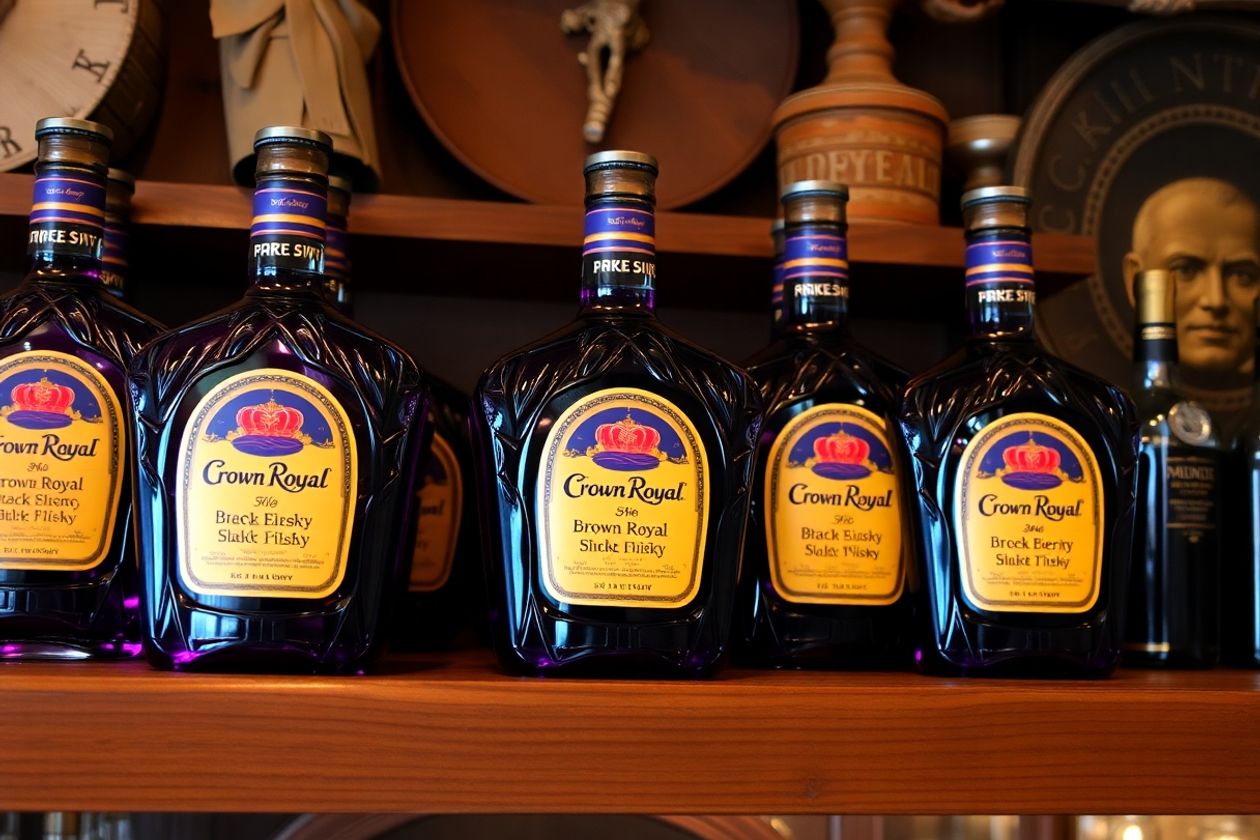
left=393, top=374, right=481, bottom=650
left=129, top=127, right=427, bottom=672
left=100, top=168, right=133, bottom=300
left=0, top=118, right=160, bottom=658
left=1225, top=299, right=1260, bottom=668
left=323, top=174, right=352, bottom=314
left=471, top=151, right=763, bottom=676
left=737, top=181, right=911, bottom=668
left=1125, top=269, right=1221, bottom=667
left=897, top=186, right=1139, bottom=676
left=770, top=217, right=785, bottom=338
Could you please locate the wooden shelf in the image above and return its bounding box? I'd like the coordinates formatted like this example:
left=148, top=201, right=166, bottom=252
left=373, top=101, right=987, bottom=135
left=0, top=173, right=1096, bottom=273
left=0, top=652, right=1256, bottom=815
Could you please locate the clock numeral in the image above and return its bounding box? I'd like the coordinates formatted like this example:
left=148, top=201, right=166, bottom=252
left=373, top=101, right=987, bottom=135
left=0, top=126, right=20, bottom=159
left=73, top=49, right=112, bottom=83
left=94, top=0, right=130, bottom=10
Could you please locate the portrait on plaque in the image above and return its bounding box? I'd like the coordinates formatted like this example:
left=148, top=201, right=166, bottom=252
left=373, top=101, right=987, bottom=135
left=1012, top=18, right=1260, bottom=422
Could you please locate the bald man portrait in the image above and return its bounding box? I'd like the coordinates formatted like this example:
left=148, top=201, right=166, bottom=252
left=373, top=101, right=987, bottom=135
left=1124, top=178, right=1260, bottom=389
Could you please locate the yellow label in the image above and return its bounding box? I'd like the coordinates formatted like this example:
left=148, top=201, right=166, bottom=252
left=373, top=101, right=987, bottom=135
left=954, top=412, right=1104, bottom=614
left=0, top=351, right=124, bottom=571
left=536, top=388, right=709, bottom=608
left=765, top=404, right=904, bottom=605
left=410, top=432, right=462, bottom=592
left=176, top=369, right=357, bottom=599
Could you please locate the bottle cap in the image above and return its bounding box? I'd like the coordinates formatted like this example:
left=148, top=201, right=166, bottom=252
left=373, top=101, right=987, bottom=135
left=107, top=168, right=135, bottom=191
left=962, top=185, right=1031, bottom=231
left=1135, top=269, right=1175, bottom=326
left=583, top=150, right=659, bottom=174
left=781, top=180, right=848, bottom=226
left=35, top=117, right=112, bottom=170
left=328, top=174, right=353, bottom=195
left=780, top=180, right=849, bottom=203
left=35, top=117, right=114, bottom=144
left=583, top=150, right=657, bottom=204
left=253, top=126, right=331, bottom=179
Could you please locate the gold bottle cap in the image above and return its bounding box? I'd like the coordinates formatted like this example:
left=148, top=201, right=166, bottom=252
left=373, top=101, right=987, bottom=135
left=782, top=180, right=848, bottom=226
left=107, top=168, right=135, bottom=191
left=35, top=117, right=112, bottom=170
left=328, top=174, right=353, bottom=195
left=583, top=150, right=657, bottom=203
left=1135, top=269, right=1175, bottom=326
left=36, top=117, right=114, bottom=144
left=105, top=168, right=135, bottom=218
left=327, top=175, right=352, bottom=218
left=962, top=185, right=1031, bottom=231
left=253, top=126, right=331, bottom=179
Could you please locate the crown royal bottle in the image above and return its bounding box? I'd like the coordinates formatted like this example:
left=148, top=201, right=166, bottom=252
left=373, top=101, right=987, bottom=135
left=897, top=186, right=1139, bottom=676
left=129, top=127, right=427, bottom=672
left=471, top=151, right=763, bottom=676
left=0, top=118, right=161, bottom=658
left=1125, top=269, right=1222, bottom=667
left=738, top=181, right=912, bottom=668
left=323, top=174, right=352, bottom=314
left=769, top=217, right=785, bottom=338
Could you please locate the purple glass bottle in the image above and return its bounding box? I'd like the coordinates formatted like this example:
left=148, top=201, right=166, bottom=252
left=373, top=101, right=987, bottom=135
left=471, top=151, right=763, bottom=677
left=100, top=168, right=134, bottom=301
left=129, top=127, right=427, bottom=673
left=0, top=118, right=161, bottom=659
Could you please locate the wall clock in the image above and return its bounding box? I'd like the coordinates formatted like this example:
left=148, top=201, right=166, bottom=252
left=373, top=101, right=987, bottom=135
left=0, top=0, right=163, bottom=171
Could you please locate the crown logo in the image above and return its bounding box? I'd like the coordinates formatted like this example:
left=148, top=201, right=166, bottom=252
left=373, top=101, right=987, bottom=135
left=590, top=412, right=665, bottom=471
left=4, top=377, right=76, bottom=430
left=227, top=398, right=310, bottom=456
left=998, top=434, right=1064, bottom=490
left=809, top=427, right=873, bottom=480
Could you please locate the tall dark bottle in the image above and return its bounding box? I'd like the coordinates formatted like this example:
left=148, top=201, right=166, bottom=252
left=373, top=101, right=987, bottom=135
left=129, top=127, right=427, bottom=673
left=769, top=218, right=785, bottom=337
left=897, top=186, right=1139, bottom=676
left=738, top=181, right=911, bottom=668
left=0, top=118, right=161, bottom=658
left=471, top=151, right=763, bottom=676
left=1227, top=299, right=1260, bottom=667
left=1124, top=269, right=1222, bottom=667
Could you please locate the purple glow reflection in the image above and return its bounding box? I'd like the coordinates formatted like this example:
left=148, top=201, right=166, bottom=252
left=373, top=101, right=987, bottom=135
left=122, top=642, right=143, bottom=656
left=171, top=650, right=198, bottom=664
left=123, top=596, right=140, bottom=609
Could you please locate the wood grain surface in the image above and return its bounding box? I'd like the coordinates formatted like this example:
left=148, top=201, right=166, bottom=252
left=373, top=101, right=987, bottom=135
left=0, top=652, right=1255, bottom=814
left=0, top=173, right=1095, bottom=273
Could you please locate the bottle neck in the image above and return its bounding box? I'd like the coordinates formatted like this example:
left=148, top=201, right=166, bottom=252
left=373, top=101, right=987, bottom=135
left=965, top=228, right=1036, bottom=341
left=247, top=173, right=328, bottom=295
left=25, top=161, right=107, bottom=284
left=1134, top=317, right=1178, bottom=390
left=100, top=206, right=128, bottom=298
left=782, top=221, right=849, bottom=332
left=770, top=257, right=786, bottom=337
left=323, top=210, right=351, bottom=311
left=579, top=196, right=656, bottom=314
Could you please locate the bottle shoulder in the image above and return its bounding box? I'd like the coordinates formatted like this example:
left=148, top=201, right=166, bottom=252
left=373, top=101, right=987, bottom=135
left=130, top=298, right=422, bottom=412
left=0, top=282, right=161, bottom=361
left=900, top=341, right=1138, bottom=456
left=746, top=334, right=905, bottom=420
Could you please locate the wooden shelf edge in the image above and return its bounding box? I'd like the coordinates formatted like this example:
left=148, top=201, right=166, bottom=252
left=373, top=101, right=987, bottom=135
left=0, top=655, right=1255, bottom=814
left=0, top=173, right=1096, bottom=274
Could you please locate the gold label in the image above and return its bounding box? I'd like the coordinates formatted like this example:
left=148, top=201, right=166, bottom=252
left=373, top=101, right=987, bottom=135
left=0, top=351, right=124, bottom=571
left=410, top=432, right=462, bottom=592
left=765, top=404, right=904, bottom=605
left=954, top=412, right=1104, bottom=614
left=176, top=370, right=357, bottom=599
left=536, top=388, right=709, bottom=608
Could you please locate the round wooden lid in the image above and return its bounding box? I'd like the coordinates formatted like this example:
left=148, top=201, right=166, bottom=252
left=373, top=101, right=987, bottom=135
left=391, top=0, right=798, bottom=209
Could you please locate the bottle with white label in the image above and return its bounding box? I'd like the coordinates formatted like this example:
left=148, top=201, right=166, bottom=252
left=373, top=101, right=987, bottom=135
left=897, top=186, right=1140, bottom=676
left=0, top=118, right=161, bottom=659
left=1125, top=269, right=1222, bottom=667
left=738, top=181, right=912, bottom=668
left=471, top=151, right=763, bottom=676
left=128, top=127, right=427, bottom=673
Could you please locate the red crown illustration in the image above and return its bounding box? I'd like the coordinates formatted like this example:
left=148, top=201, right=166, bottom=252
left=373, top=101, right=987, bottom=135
left=11, top=378, right=74, bottom=414
left=237, top=399, right=304, bottom=438
left=596, top=413, right=660, bottom=455
left=1003, top=434, right=1060, bottom=474
left=814, top=429, right=869, bottom=465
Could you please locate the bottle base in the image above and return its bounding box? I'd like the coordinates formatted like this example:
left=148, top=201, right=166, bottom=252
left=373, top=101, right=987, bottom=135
left=0, top=638, right=141, bottom=661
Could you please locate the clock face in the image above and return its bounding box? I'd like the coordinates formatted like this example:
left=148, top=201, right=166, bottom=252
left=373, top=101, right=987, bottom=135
left=0, top=0, right=138, bottom=171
